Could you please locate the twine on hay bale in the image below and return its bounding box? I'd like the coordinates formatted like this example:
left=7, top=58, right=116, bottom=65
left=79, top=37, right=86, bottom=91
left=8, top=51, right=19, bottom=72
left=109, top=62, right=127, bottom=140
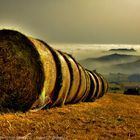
left=0, top=29, right=44, bottom=112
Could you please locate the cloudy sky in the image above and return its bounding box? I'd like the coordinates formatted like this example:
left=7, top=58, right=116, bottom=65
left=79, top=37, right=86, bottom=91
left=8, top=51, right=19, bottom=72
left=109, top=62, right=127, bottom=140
left=0, top=0, right=140, bottom=44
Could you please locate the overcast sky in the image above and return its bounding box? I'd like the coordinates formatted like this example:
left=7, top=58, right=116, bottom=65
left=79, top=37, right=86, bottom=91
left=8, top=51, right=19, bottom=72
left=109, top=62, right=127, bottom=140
left=0, top=0, right=140, bottom=44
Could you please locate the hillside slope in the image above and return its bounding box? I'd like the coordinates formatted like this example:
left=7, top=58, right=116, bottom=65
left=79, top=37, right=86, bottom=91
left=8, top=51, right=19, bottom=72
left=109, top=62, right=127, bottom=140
left=80, top=53, right=140, bottom=64
left=79, top=54, right=140, bottom=74
left=0, top=94, right=140, bottom=140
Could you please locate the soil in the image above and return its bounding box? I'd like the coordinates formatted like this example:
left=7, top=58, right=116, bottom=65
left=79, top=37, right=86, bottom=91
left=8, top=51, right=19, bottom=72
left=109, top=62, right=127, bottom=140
left=0, top=93, right=140, bottom=140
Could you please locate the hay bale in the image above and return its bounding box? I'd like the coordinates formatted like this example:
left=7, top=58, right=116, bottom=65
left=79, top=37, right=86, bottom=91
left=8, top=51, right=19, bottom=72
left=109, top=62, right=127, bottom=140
left=36, top=40, right=63, bottom=107
left=81, top=71, right=91, bottom=102
left=0, top=29, right=44, bottom=112
left=90, top=72, right=102, bottom=99
left=84, top=70, right=97, bottom=102
left=91, top=71, right=108, bottom=99
left=102, top=74, right=109, bottom=93
left=71, top=65, right=87, bottom=103
left=96, top=73, right=109, bottom=97
left=34, top=40, right=71, bottom=107
left=29, top=39, right=57, bottom=110
left=50, top=51, right=71, bottom=106
left=59, top=53, right=81, bottom=104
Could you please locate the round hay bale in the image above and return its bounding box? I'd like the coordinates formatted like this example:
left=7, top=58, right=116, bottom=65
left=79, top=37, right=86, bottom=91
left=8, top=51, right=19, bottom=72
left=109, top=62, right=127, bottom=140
left=35, top=40, right=62, bottom=107
left=90, top=72, right=102, bottom=99
left=35, top=40, right=71, bottom=107
left=102, top=75, right=109, bottom=93
left=96, top=73, right=105, bottom=98
left=84, top=70, right=97, bottom=102
left=72, top=65, right=87, bottom=103
left=29, top=39, right=57, bottom=110
left=96, top=73, right=108, bottom=97
left=53, top=51, right=71, bottom=106
left=81, top=71, right=91, bottom=102
left=49, top=50, right=71, bottom=107
left=59, top=53, right=81, bottom=104
left=0, top=29, right=45, bottom=112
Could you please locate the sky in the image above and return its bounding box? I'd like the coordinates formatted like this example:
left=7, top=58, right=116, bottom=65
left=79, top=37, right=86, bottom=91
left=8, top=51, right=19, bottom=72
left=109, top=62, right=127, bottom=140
left=0, top=0, right=140, bottom=44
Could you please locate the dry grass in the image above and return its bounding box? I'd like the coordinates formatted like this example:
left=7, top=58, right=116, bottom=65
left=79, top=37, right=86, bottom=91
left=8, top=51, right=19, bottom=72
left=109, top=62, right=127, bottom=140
left=0, top=93, right=140, bottom=140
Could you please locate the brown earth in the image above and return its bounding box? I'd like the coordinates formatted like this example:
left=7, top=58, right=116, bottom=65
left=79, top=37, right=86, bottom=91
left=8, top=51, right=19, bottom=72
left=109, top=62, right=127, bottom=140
left=0, top=93, right=140, bottom=140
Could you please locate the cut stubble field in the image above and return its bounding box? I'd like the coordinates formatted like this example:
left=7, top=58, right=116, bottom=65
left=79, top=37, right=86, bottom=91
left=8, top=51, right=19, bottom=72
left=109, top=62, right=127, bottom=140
left=0, top=93, right=140, bottom=140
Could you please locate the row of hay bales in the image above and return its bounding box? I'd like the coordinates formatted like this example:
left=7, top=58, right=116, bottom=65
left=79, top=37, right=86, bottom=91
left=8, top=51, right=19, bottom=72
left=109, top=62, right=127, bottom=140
left=0, top=29, right=108, bottom=112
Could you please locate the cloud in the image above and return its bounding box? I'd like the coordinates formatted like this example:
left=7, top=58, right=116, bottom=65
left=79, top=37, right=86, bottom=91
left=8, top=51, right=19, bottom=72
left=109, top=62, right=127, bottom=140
left=0, top=0, right=140, bottom=44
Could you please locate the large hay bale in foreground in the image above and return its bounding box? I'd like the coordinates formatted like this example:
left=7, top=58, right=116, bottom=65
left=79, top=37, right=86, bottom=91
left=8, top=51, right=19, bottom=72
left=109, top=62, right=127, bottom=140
left=0, top=29, right=108, bottom=112
left=0, top=30, right=44, bottom=112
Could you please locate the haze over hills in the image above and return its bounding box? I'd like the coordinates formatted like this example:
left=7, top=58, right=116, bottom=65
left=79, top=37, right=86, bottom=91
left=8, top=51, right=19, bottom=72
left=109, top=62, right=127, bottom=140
left=109, top=48, right=136, bottom=52
left=79, top=53, right=140, bottom=74
left=84, top=53, right=140, bottom=62
left=112, top=59, right=140, bottom=73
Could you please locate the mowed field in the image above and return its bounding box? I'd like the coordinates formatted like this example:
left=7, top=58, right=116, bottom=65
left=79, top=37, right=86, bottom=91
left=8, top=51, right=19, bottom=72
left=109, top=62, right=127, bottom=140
left=0, top=93, right=140, bottom=140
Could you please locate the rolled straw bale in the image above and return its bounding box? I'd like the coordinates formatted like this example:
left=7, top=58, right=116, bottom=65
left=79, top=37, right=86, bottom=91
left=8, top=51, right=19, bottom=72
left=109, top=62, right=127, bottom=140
left=36, top=40, right=63, bottom=107
left=81, top=71, right=91, bottom=102
left=34, top=40, right=71, bottom=107
left=101, top=74, right=109, bottom=94
left=84, top=70, right=97, bottom=102
left=59, top=52, right=81, bottom=104
left=28, top=38, right=57, bottom=110
left=90, top=71, right=103, bottom=99
left=0, top=29, right=44, bottom=112
left=95, top=73, right=109, bottom=98
left=50, top=51, right=71, bottom=107
left=71, top=65, right=87, bottom=103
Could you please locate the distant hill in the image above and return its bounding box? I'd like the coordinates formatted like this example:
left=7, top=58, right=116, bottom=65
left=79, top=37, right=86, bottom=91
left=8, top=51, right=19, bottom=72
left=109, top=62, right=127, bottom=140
left=115, top=59, right=140, bottom=68
left=81, top=53, right=140, bottom=62
left=98, top=59, right=140, bottom=74
left=111, top=59, right=140, bottom=74
left=109, top=48, right=136, bottom=52
left=79, top=53, right=140, bottom=74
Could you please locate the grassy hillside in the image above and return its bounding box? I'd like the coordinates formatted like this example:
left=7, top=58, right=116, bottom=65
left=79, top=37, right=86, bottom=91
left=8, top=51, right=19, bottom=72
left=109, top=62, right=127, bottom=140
left=0, top=93, right=140, bottom=140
